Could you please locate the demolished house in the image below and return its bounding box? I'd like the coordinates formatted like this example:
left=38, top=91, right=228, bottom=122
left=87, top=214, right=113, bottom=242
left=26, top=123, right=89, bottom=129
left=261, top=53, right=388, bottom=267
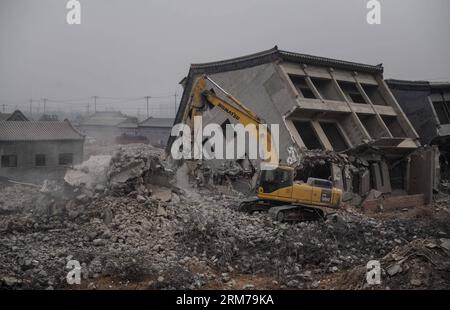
left=0, top=120, right=85, bottom=182
left=168, top=46, right=435, bottom=206
left=387, top=79, right=450, bottom=182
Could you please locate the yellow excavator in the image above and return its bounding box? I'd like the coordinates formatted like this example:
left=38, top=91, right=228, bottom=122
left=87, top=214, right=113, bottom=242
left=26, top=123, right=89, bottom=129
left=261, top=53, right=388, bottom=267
left=185, top=75, right=342, bottom=221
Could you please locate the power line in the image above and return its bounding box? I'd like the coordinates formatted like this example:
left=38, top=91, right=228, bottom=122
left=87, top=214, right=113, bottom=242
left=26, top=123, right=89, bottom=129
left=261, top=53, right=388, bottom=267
left=145, top=96, right=150, bottom=118
left=0, top=92, right=180, bottom=118
left=41, top=98, right=48, bottom=114
left=46, top=97, right=91, bottom=103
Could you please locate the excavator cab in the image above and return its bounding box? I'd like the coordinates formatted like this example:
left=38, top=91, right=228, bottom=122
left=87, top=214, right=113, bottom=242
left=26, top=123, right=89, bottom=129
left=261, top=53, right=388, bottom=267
left=258, top=166, right=293, bottom=194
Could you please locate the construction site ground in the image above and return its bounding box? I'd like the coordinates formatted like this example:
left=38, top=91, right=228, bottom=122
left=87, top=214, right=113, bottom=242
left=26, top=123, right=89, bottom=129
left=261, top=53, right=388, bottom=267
left=1, top=144, right=450, bottom=290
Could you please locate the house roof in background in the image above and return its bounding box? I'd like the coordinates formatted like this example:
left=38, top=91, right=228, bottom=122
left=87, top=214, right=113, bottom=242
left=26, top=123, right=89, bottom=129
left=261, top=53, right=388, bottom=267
left=81, top=111, right=134, bottom=126
left=0, top=110, right=29, bottom=121
left=118, top=117, right=139, bottom=128
left=139, top=117, right=174, bottom=128
left=386, top=79, right=450, bottom=91
left=0, top=120, right=85, bottom=141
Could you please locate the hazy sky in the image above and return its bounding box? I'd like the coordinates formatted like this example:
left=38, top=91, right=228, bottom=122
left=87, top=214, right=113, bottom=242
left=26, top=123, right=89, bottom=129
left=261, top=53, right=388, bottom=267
left=0, top=0, right=449, bottom=117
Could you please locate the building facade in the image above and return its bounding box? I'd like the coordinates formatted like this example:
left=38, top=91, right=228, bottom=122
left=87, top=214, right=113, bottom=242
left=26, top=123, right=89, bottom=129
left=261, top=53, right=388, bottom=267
left=0, top=120, right=85, bottom=182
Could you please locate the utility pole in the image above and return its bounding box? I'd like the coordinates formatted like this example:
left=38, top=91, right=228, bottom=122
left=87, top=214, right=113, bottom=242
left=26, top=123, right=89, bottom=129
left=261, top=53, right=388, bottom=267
left=1, top=103, right=6, bottom=113
left=92, top=96, right=98, bottom=112
left=29, top=99, right=33, bottom=116
left=42, top=98, right=48, bottom=114
left=174, top=93, right=178, bottom=116
left=145, top=96, right=151, bottom=118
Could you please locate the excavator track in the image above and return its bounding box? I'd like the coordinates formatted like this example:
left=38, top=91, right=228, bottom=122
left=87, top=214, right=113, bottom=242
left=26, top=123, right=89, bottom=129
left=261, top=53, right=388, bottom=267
left=238, top=199, right=331, bottom=222
left=268, top=205, right=328, bottom=222
left=238, top=198, right=273, bottom=213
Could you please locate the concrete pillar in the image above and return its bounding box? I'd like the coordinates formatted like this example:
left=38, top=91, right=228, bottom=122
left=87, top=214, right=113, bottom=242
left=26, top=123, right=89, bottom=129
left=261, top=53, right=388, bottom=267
left=352, top=72, right=393, bottom=138
left=310, top=120, right=333, bottom=150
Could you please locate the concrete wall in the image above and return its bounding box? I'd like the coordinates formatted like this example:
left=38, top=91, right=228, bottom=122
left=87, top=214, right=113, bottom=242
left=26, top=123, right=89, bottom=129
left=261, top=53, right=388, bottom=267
left=409, top=147, right=436, bottom=204
left=389, top=88, right=438, bottom=145
left=193, top=62, right=298, bottom=162
left=0, top=140, right=84, bottom=182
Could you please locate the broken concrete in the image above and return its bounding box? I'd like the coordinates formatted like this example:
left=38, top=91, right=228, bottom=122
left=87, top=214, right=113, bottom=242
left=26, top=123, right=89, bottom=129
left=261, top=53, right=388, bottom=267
left=1, top=142, right=450, bottom=290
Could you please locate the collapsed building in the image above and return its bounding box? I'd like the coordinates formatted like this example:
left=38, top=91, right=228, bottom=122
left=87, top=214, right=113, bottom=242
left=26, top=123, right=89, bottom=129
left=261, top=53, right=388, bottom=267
left=387, top=79, right=450, bottom=181
left=168, top=46, right=435, bottom=206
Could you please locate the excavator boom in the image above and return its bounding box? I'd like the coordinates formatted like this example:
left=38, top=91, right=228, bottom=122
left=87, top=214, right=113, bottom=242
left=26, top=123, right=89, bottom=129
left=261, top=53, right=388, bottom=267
left=186, top=75, right=278, bottom=165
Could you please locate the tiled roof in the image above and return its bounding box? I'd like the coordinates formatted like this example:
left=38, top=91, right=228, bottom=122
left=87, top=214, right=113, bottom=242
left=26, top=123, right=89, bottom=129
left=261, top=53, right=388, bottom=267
left=81, top=111, right=130, bottom=126
left=118, top=117, right=139, bottom=128
left=386, top=79, right=450, bottom=91
left=0, top=110, right=29, bottom=121
left=279, top=50, right=383, bottom=73
left=0, top=120, right=85, bottom=141
left=139, top=117, right=174, bottom=128
left=189, top=46, right=383, bottom=75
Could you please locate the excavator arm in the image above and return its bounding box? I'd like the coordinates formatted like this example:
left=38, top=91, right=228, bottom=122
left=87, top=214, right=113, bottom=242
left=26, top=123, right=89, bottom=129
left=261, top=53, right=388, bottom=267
left=185, top=75, right=278, bottom=165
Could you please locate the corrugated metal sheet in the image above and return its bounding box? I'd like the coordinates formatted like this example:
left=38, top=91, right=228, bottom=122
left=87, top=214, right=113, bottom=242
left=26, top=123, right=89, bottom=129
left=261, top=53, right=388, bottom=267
left=0, top=120, right=85, bottom=141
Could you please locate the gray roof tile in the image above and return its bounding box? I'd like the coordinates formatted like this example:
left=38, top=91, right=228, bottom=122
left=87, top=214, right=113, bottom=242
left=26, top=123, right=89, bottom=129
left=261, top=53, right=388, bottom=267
left=0, top=120, right=85, bottom=141
left=139, top=117, right=174, bottom=128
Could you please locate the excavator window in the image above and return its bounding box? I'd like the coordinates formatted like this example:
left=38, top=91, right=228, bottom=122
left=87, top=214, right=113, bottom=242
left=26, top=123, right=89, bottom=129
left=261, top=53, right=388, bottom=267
left=307, top=178, right=333, bottom=189
left=260, top=168, right=293, bottom=193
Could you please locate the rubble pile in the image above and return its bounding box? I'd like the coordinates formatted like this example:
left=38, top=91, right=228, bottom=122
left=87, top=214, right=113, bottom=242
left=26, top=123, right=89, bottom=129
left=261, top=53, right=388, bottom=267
left=0, top=185, right=41, bottom=215
left=64, top=155, right=112, bottom=190
left=433, top=192, right=450, bottom=212
left=296, top=149, right=351, bottom=166
left=1, top=144, right=450, bottom=290
left=181, top=161, right=256, bottom=194
left=2, top=180, right=449, bottom=290
left=178, top=203, right=450, bottom=288
left=106, top=144, right=172, bottom=196
left=65, top=144, right=173, bottom=199
left=322, top=238, right=450, bottom=289
left=0, top=182, right=199, bottom=289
